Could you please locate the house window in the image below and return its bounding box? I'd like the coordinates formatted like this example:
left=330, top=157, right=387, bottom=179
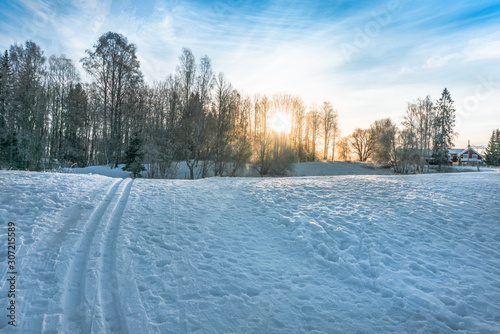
left=472, top=154, right=477, bottom=159
left=463, top=154, right=468, bottom=159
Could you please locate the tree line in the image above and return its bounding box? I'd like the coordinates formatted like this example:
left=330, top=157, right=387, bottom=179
left=1, top=32, right=495, bottom=177
left=0, top=32, right=342, bottom=178
left=344, top=89, right=459, bottom=173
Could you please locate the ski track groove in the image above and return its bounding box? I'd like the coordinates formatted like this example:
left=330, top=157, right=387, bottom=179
left=96, top=178, right=133, bottom=334
left=12, top=178, right=117, bottom=333
left=22, top=203, right=86, bottom=331
left=61, top=178, right=125, bottom=333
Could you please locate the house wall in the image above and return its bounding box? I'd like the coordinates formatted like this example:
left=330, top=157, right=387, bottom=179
left=461, top=149, right=483, bottom=164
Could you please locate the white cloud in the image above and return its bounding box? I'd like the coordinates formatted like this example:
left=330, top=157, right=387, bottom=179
left=423, top=53, right=461, bottom=68
left=421, top=31, right=500, bottom=70
left=464, top=32, right=500, bottom=61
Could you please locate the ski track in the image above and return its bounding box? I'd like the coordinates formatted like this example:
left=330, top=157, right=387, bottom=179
left=94, top=179, right=133, bottom=333
left=22, top=202, right=87, bottom=332
left=94, top=178, right=133, bottom=333
left=61, top=178, right=132, bottom=333
left=0, top=173, right=117, bottom=333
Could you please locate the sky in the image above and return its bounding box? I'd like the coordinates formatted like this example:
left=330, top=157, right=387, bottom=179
left=1, top=0, right=499, bottom=146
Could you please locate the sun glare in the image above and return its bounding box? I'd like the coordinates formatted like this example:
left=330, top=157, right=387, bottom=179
left=269, top=112, right=292, bottom=134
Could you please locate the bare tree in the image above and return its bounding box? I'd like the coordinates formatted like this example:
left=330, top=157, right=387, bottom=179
left=306, top=104, right=321, bottom=161
left=47, top=54, right=80, bottom=164
left=370, top=118, right=396, bottom=165
left=350, top=128, right=374, bottom=162
left=252, top=95, right=272, bottom=176
left=321, top=101, right=338, bottom=161
left=395, top=97, right=436, bottom=173
left=291, top=97, right=306, bottom=161
left=81, top=32, right=142, bottom=167
left=176, top=48, right=207, bottom=179
left=337, top=136, right=351, bottom=160
left=212, top=72, right=234, bottom=176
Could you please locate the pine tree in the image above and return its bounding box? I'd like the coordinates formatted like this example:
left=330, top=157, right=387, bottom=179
left=485, top=129, right=500, bottom=166
left=432, top=88, right=456, bottom=170
left=122, top=133, right=145, bottom=177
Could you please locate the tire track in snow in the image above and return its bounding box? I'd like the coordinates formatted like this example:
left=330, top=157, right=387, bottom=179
left=61, top=179, right=123, bottom=333
left=95, top=178, right=133, bottom=333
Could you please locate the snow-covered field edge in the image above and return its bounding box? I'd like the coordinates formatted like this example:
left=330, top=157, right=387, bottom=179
left=36, top=161, right=500, bottom=179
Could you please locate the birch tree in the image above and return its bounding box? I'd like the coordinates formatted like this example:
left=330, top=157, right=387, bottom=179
left=81, top=32, right=142, bottom=167
left=321, top=101, right=338, bottom=161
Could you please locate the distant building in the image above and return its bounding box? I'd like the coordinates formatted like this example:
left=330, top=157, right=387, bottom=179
left=459, top=147, right=483, bottom=165
left=449, top=148, right=462, bottom=164
left=448, top=141, right=484, bottom=165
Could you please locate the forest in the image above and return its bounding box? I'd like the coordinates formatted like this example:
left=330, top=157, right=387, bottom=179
left=0, top=32, right=498, bottom=178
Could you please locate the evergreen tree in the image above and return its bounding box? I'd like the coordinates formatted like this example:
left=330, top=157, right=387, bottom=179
left=122, top=133, right=145, bottom=177
left=63, top=83, right=88, bottom=166
left=9, top=41, right=48, bottom=170
left=0, top=50, right=16, bottom=167
left=432, top=88, right=456, bottom=170
left=485, top=129, right=500, bottom=166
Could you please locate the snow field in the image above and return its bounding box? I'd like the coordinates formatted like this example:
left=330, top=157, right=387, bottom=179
left=0, top=171, right=499, bottom=333
left=58, top=160, right=395, bottom=179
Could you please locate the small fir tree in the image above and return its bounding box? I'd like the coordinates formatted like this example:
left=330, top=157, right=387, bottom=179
left=122, top=133, right=145, bottom=177
left=485, top=129, right=500, bottom=166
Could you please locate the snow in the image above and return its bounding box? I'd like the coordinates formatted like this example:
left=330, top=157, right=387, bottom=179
left=1, top=170, right=500, bottom=333
left=56, top=161, right=499, bottom=179
left=58, top=161, right=394, bottom=179
left=290, top=161, right=393, bottom=176
left=57, top=165, right=130, bottom=178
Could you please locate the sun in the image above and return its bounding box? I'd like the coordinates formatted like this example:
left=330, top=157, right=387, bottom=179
left=269, top=112, right=292, bottom=134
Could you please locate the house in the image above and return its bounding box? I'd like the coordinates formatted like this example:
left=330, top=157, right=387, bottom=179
left=459, top=146, right=483, bottom=165
left=449, top=148, right=462, bottom=164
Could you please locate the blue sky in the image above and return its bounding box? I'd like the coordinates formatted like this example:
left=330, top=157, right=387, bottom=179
left=1, top=0, right=499, bottom=146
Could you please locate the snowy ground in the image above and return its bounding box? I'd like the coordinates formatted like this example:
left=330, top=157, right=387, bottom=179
left=56, top=161, right=495, bottom=179
left=57, top=161, right=394, bottom=179
left=1, top=171, right=500, bottom=333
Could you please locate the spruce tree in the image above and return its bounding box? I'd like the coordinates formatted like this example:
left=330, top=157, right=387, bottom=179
left=0, top=50, right=17, bottom=167
left=485, top=129, right=500, bottom=166
left=122, top=133, right=145, bottom=177
left=63, top=83, right=88, bottom=166
left=432, top=88, right=456, bottom=170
